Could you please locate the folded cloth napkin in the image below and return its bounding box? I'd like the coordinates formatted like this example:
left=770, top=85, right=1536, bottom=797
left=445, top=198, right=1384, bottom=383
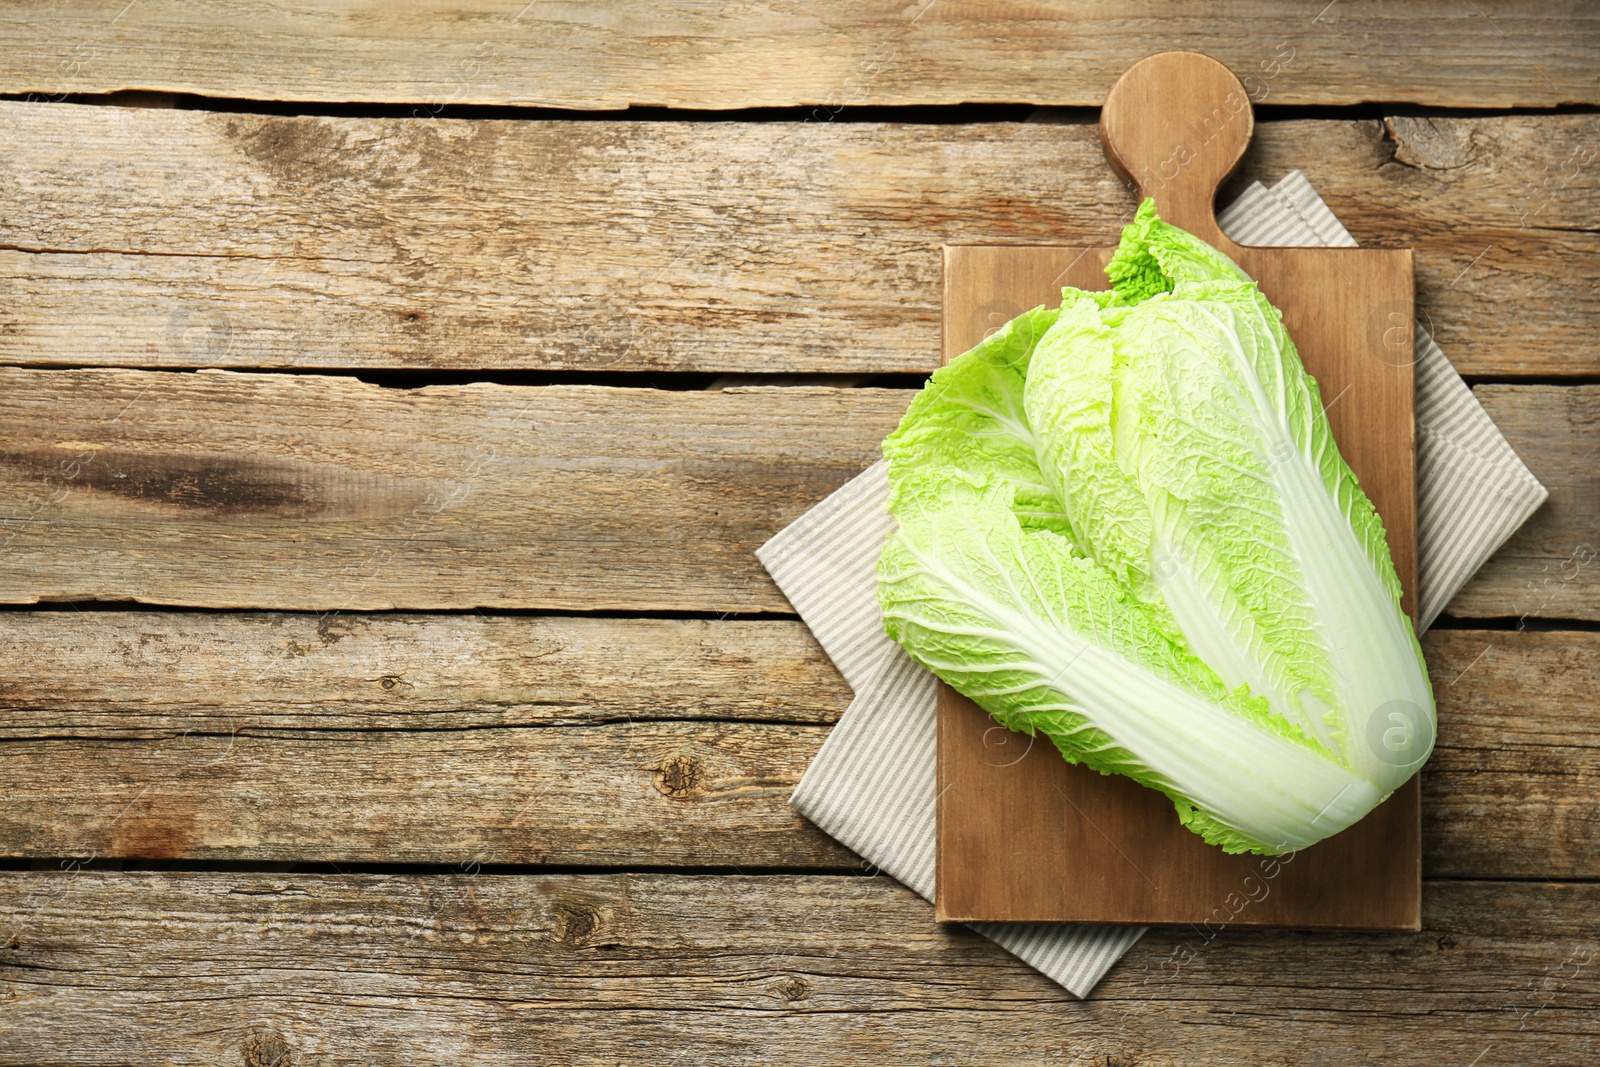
left=757, top=172, right=1549, bottom=998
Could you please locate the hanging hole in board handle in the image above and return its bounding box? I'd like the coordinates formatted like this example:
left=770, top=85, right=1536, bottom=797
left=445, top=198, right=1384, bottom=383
left=1099, top=51, right=1255, bottom=254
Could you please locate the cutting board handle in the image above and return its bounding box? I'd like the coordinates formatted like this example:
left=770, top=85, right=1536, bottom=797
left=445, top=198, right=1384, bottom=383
left=1100, top=51, right=1253, bottom=256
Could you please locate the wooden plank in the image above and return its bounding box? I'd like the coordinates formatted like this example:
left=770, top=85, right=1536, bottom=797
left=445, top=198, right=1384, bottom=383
left=0, top=611, right=855, bottom=866
left=1, top=871, right=1594, bottom=1064
left=0, top=369, right=907, bottom=612
left=0, top=616, right=1592, bottom=879
left=0, top=718, right=850, bottom=867
left=1423, top=630, right=1600, bottom=879
left=0, top=372, right=1589, bottom=617
left=0, top=612, right=851, bottom=733
left=0, top=616, right=856, bottom=868
left=1449, top=385, right=1600, bottom=622
left=1, top=102, right=1596, bottom=377
left=2, top=2, right=1596, bottom=109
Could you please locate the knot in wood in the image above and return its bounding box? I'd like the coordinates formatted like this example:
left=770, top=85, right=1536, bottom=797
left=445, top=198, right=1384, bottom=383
left=551, top=899, right=605, bottom=945
left=770, top=974, right=811, bottom=1003
left=1384, top=116, right=1475, bottom=171
left=240, top=1026, right=296, bottom=1067
left=653, top=754, right=705, bottom=800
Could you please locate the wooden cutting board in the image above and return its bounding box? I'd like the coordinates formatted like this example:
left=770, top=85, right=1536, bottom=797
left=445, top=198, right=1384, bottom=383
left=935, top=52, right=1420, bottom=929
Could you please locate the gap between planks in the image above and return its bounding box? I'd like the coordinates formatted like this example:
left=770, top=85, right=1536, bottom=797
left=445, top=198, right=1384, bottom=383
left=2, top=0, right=1597, bottom=108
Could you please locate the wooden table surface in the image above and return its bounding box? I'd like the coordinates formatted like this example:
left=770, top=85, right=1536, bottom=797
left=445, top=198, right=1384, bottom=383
left=1, top=4, right=1596, bottom=1063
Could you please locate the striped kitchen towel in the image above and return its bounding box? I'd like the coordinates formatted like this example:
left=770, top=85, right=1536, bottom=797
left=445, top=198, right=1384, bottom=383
left=756, top=172, right=1549, bottom=998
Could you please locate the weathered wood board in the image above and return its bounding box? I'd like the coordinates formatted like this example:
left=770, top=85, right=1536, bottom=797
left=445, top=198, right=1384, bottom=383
left=1451, top=385, right=1600, bottom=623
left=0, top=616, right=1591, bottom=880
left=0, top=719, right=851, bottom=868
left=0, top=872, right=1594, bottom=1064
left=1, top=1, right=1595, bottom=108
left=0, top=370, right=1588, bottom=617
left=0, top=370, right=905, bottom=613
left=0, top=613, right=852, bottom=732
left=1, top=103, right=1597, bottom=377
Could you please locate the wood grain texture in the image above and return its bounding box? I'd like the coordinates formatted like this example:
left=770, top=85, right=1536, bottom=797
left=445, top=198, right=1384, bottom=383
left=0, top=612, right=850, bottom=733
left=1, top=871, right=1594, bottom=1065
left=941, top=678, right=1421, bottom=926
left=1, top=102, right=1596, bottom=377
left=0, top=369, right=908, bottom=612
left=0, top=614, right=855, bottom=867
left=3, top=1, right=1596, bottom=109
left=1423, top=629, right=1600, bottom=880
left=0, top=615, right=1591, bottom=880
left=1450, top=385, right=1600, bottom=622
left=0, top=614, right=851, bottom=867
left=0, top=718, right=849, bottom=867
left=1099, top=51, right=1257, bottom=253
left=0, top=371, right=1588, bottom=618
